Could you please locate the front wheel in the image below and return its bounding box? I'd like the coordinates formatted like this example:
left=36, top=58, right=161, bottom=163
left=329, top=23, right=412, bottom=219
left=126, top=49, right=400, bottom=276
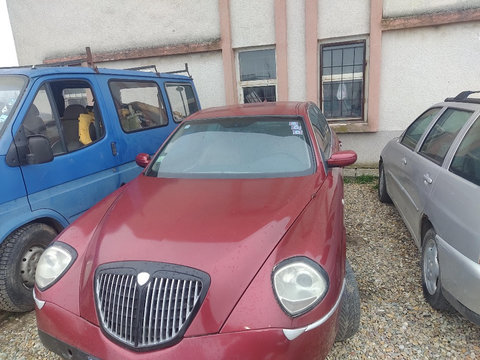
left=421, top=228, right=451, bottom=311
left=0, top=223, right=57, bottom=312
left=378, top=162, right=392, bottom=203
left=335, top=260, right=361, bottom=342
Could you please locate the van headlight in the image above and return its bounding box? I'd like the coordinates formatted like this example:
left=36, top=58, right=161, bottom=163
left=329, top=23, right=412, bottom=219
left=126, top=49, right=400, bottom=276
left=35, top=242, right=77, bottom=291
left=272, top=257, right=329, bottom=317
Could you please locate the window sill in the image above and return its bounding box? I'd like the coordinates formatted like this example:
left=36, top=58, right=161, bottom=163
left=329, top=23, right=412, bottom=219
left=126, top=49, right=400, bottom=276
left=329, top=121, right=377, bottom=134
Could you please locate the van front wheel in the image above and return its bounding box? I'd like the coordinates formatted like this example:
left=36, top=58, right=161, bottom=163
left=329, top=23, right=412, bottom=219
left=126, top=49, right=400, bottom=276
left=0, top=223, right=57, bottom=312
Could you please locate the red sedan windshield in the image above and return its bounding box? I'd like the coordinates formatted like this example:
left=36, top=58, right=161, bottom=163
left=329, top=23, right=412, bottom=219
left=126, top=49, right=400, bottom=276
left=146, top=117, right=315, bottom=178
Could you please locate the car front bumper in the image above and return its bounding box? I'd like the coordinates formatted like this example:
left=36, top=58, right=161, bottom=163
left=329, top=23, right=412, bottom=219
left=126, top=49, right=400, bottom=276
left=437, top=234, right=480, bottom=325
left=35, top=296, right=339, bottom=360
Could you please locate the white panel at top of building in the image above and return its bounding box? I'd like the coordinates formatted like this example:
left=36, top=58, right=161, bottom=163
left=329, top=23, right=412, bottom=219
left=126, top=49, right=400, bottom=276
left=230, top=0, right=275, bottom=49
left=318, top=0, right=370, bottom=40
left=384, top=0, right=480, bottom=18
left=7, top=0, right=220, bottom=64
left=379, top=22, right=480, bottom=131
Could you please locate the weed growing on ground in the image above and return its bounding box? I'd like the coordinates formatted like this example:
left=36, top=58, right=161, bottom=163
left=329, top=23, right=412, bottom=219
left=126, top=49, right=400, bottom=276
left=344, top=175, right=378, bottom=188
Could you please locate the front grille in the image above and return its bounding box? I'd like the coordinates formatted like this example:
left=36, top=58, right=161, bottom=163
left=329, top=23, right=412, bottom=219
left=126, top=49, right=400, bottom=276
left=94, top=262, right=210, bottom=351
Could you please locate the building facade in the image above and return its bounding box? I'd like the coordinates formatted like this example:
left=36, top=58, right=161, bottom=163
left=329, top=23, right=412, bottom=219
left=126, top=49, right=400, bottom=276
left=7, top=0, right=480, bottom=165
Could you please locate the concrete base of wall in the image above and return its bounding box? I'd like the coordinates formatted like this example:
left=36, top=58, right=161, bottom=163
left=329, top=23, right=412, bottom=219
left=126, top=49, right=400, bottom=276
left=338, top=129, right=402, bottom=166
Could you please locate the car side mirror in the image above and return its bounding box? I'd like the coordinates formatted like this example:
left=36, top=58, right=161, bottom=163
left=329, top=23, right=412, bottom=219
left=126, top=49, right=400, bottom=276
left=327, top=150, right=357, bottom=168
left=135, top=153, right=151, bottom=168
left=26, top=135, right=53, bottom=165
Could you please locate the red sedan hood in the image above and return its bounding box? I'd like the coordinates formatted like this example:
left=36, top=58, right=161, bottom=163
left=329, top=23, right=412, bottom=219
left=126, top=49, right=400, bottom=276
left=79, top=174, right=319, bottom=335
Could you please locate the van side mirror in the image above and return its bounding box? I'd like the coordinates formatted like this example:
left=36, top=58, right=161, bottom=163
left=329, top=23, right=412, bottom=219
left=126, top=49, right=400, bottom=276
left=327, top=150, right=357, bottom=168
left=26, top=135, right=53, bottom=165
left=135, top=153, right=151, bottom=168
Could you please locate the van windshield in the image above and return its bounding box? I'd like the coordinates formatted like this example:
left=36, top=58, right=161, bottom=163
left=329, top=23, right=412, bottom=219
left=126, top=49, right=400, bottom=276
left=146, top=116, right=315, bottom=179
left=0, top=75, right=27, bottom=136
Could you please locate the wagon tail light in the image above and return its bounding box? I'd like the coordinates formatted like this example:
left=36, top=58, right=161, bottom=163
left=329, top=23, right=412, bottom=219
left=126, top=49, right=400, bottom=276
left=272, top=257, right=329, bottom=317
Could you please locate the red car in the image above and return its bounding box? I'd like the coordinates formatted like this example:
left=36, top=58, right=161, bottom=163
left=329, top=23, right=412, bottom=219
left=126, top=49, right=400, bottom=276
left=34, top=102, right=360, bottom=359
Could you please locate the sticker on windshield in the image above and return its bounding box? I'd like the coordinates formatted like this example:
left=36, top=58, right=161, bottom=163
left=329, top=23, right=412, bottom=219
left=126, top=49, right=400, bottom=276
left=289, top=121, right=303, bottom=135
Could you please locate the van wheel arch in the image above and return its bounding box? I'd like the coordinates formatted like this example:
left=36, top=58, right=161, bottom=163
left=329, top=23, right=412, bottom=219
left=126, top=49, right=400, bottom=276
left=0, top=221, right=59, bottom=312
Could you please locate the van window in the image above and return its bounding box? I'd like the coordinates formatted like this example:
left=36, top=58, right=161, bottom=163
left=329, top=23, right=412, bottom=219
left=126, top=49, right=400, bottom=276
left=450, top=118, right=480, bottom=186
left=25, top=81, right=105, bottom=154
left=0, top=75, right=26, bottom=136
left=165, top=83, right=199, bottom=122
left=109, top=81, right=167, bottom=132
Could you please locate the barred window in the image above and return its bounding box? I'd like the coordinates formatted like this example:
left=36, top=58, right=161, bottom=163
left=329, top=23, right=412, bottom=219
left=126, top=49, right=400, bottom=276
left=320, top=42, right=365, bottom=121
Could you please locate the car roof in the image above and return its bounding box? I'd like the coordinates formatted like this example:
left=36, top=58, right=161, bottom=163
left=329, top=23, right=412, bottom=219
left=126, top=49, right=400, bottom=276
left=186, top=101, right=308, bottom=120
left=0, top=66, right=191, bottom=81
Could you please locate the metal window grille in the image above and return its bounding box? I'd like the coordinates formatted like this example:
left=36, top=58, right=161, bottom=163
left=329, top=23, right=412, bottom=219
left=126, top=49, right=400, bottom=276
left=320, top=42, right=365, bottom=120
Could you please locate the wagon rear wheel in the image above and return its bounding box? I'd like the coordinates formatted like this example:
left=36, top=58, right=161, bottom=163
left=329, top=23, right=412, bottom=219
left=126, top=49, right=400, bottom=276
left=421, top=228, right=451, bottom=311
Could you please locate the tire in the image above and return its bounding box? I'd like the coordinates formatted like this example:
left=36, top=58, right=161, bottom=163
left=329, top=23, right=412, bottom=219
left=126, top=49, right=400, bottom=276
left=378, top=161, right=392, bottom=203
left=0, top=223, right=57, bottom=312
left=421, top=228, right=451, bottom=311
left=335, top=260, right=361, bottom=342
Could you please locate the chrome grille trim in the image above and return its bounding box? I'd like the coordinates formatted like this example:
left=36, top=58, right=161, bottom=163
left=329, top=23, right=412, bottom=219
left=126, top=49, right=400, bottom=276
left=96, top=273, right=138, bottom=347
left=94, top=262, right=209, bottom=351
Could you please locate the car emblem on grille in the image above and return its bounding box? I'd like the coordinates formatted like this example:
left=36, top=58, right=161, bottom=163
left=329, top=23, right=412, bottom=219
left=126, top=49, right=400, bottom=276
left=137, top=272, right=150, bottom=286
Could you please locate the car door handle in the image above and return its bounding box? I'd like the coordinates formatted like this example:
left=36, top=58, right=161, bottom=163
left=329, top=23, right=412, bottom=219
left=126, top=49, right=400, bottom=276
left=402, top=157, right=407, bottom=165
left=111, top=142, right=118, bottom=156
left=423, top=174, right=433, bottom=184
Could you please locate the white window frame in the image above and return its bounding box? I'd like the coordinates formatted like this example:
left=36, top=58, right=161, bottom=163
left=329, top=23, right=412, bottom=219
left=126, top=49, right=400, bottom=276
left=236, top=47, right=277, bottom=104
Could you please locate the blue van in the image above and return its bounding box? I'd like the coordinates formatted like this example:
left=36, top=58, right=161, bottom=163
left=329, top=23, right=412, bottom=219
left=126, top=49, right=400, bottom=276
left=0, top=65, right=200, bottom=311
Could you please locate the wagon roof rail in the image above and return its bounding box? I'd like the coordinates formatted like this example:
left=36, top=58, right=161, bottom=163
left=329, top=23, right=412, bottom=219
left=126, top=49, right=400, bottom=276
left=445, top=91, right=480, bottom=104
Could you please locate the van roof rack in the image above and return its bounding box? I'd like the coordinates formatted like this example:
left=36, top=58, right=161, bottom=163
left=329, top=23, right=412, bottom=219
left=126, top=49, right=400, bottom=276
left=2, top=47, right=192, bottom=78
left=125, top=65, right=159, bottom=72
left=445, top=91, right=480, bottom=104
left=0, top=47, right=96, bottom=71
left=125, top=63, right=191, bottom=78
left=164, top=63, right=191, bottom=78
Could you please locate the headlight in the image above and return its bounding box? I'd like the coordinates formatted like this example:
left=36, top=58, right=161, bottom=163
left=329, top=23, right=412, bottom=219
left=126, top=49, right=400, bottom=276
left=272, top=257, right=329, bottom=317
left=35, top=242, right=77, bottom=291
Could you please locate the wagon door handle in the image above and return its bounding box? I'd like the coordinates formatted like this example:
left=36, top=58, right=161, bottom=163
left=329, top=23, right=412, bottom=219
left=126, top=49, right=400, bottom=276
left=423, top=173, right=433, bottom=184
left=402, top=157, right=407, bottom=165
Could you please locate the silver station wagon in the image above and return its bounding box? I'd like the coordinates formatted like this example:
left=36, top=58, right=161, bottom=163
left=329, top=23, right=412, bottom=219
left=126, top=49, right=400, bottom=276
left=379, top=91, right=480, bottom=326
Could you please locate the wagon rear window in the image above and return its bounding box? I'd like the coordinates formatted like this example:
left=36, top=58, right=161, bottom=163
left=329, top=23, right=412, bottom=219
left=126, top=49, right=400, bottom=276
left=147, top=117, right=314, bottom=178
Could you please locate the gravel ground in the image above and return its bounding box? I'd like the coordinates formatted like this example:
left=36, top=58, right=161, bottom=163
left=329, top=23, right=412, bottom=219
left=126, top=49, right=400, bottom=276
left=0, top=181, right=479, bottom=359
